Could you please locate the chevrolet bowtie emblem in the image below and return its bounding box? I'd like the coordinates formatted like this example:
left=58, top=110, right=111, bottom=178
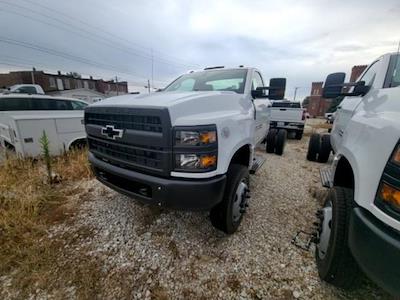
left=101, top=125, right=124, bottom=140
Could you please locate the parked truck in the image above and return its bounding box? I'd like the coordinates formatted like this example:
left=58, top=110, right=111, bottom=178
left=313, top=53, right=400, bottom=296
left=0, top=94, right=88, bottom=156
left=85, top=67, right=287, bottom=233
left=268, top=100, right=305, bottom=140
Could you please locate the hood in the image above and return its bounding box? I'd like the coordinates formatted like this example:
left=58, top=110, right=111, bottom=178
left=91, top=91, right=239, bottom=108
left=90, top=91, right=250, bottom=125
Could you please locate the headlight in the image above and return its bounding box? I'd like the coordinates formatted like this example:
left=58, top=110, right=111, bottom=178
left=173, top=125, right=218, bottom=172
left=175, top=129, right=217, bottom=146
left=175, top=153, right=217, bottom=171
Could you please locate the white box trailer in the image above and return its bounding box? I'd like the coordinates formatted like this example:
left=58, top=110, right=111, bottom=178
left=2, top=112, right=86, bottom=157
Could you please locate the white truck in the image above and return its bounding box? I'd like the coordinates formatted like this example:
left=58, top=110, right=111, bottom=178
left=85, top=67, right=287, bottom=233
left=0, top=94, right=88, bottom=157
left=311, top=53, right=400, bottom=296
left=2, top=84, right=45, bottom=95
left=268, top=100, right=305, bottom=140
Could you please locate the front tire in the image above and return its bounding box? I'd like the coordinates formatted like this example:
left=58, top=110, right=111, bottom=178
left=210, top=164, right=250, bottom=234
left=315, top=187, right=361, bottom=289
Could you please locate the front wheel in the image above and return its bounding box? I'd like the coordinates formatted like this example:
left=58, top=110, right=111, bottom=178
left=210, top=164, right=250, bottom=234
left=315, top=187, right=361, bottom=288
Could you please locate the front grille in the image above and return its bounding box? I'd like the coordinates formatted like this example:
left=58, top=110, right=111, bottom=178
left=88, top=138, right=163, bottom=170
left=85, top=112, right=162, bottom=132
left=85, top=106, right=172, bottom=176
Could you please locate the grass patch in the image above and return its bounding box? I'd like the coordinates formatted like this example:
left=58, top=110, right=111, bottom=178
left=0, top=149, right=98, bottom=298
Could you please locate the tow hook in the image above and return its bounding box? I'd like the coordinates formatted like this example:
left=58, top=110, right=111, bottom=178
left=291, top=209, right=322, bottom=251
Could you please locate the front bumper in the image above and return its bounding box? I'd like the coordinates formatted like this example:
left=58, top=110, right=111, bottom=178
left=349, top=207, right=400, bottom=296
left=89, top=153, right=226, bottom=211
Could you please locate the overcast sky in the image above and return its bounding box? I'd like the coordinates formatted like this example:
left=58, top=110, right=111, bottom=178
left=0, top=0, right=399, bottom=99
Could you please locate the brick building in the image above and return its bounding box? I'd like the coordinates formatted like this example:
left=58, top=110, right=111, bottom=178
left=0, top=69, right=128, bottom=96
left=305, top=82, right=331, bottom=117
left=350, top=65, right=367, bottom=82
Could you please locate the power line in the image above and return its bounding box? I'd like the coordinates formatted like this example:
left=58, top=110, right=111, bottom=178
left=0, top=36, right=151, bottom=80
left=0, top=0, right=200, bottom=69
left=21, top=0, right=200, bottom=68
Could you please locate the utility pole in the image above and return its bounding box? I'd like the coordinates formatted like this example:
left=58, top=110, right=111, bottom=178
left=151, top=48, right=154, bottom=90
left=115, top=76, right=119, bottom=95
left=147, top=79, right=151, bottom=94
left=293, top=87, right=299, bottom=101
left=31, top=67, right=35, bottom=84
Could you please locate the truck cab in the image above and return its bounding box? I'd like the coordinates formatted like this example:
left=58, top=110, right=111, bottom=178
left=85, top=67, right=286, bottom=233
left=313, top=53, right=400, bottom=296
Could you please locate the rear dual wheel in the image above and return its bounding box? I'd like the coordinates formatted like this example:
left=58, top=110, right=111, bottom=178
left=266, top=129, right=287, bottom=156
left=306, top=133, right=331, bottom=163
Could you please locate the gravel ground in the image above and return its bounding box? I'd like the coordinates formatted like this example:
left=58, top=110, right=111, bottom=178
left=0, top=120, right=390, bottom=299
left=41, top=129, right=389, bottom=299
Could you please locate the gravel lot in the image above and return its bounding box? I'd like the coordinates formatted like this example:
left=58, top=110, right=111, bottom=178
left=1, top=120, right=389, bottom=299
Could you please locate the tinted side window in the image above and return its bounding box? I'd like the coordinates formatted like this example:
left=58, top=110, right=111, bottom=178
left=71, top=100, right=88, bottom=110
left=0, top=98, right=31, bottom=110
left=31, top=99, right=56, bottom=110
left=16, top=86, right=37, bottom=94
left=55, top=100, right=73, bottom=110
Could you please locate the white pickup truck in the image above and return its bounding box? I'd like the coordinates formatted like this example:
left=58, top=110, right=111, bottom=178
left=312, top=53, right=400, bottom=296
left=2, top=84, right=45, bottom=95
left=268, top=100, right=305, bottom=140
left=85, top=67, right=287, bottom=233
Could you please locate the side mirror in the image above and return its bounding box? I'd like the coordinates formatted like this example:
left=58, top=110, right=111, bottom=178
left=268, top=78, right=286, bottom=100
left=323, top=72, right=346, bottom=98
left=352, top=81, right=370, bottom=96
left=251, top=88, right=264, bottom=98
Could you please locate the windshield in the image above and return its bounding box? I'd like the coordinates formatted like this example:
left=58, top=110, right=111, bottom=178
left=164, top=69, right=248, bottom=93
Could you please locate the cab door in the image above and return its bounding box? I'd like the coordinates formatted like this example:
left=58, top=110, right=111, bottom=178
left=252, top=71, right=270, bottom=145
left=332, top=59, right=381, bottom=151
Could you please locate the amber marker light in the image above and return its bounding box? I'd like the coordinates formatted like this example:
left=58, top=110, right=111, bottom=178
left=199, top=131, right=217, bottom=144
left=380, top=183, right=400, bottom=209
left=200, top=154, right=217, bottom=168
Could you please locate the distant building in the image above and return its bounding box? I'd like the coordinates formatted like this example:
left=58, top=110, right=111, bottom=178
left=350, top=65, right=367, bottom=83
left=0, top=70, right=128, bottom=99
left=306, top=82, right=331, bottom=117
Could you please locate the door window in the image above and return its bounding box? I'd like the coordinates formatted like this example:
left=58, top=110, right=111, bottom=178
left=359, top=60, right=380, bottom=86
left=251, top=71, right=264, bottom=90
left=389, top=56, right=400, bottom=88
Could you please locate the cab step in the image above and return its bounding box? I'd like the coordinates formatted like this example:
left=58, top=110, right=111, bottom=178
left=250, top=155, right=266, bottom=174
left=320, top=168, right=332, bottom=188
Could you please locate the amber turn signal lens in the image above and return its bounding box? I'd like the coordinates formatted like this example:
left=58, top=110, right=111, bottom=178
left=393, top=146, right=400, bottom=165
left=199, top=131, right=217, bottom=144
left=380, top=183, right=400, bottom=208
left=200, top=155, right=217, bottom=168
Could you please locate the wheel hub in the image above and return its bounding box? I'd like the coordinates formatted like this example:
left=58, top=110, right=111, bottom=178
left=317, top=201, right=332, bottom=259
left=232, top=180, right=249, bottom=222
